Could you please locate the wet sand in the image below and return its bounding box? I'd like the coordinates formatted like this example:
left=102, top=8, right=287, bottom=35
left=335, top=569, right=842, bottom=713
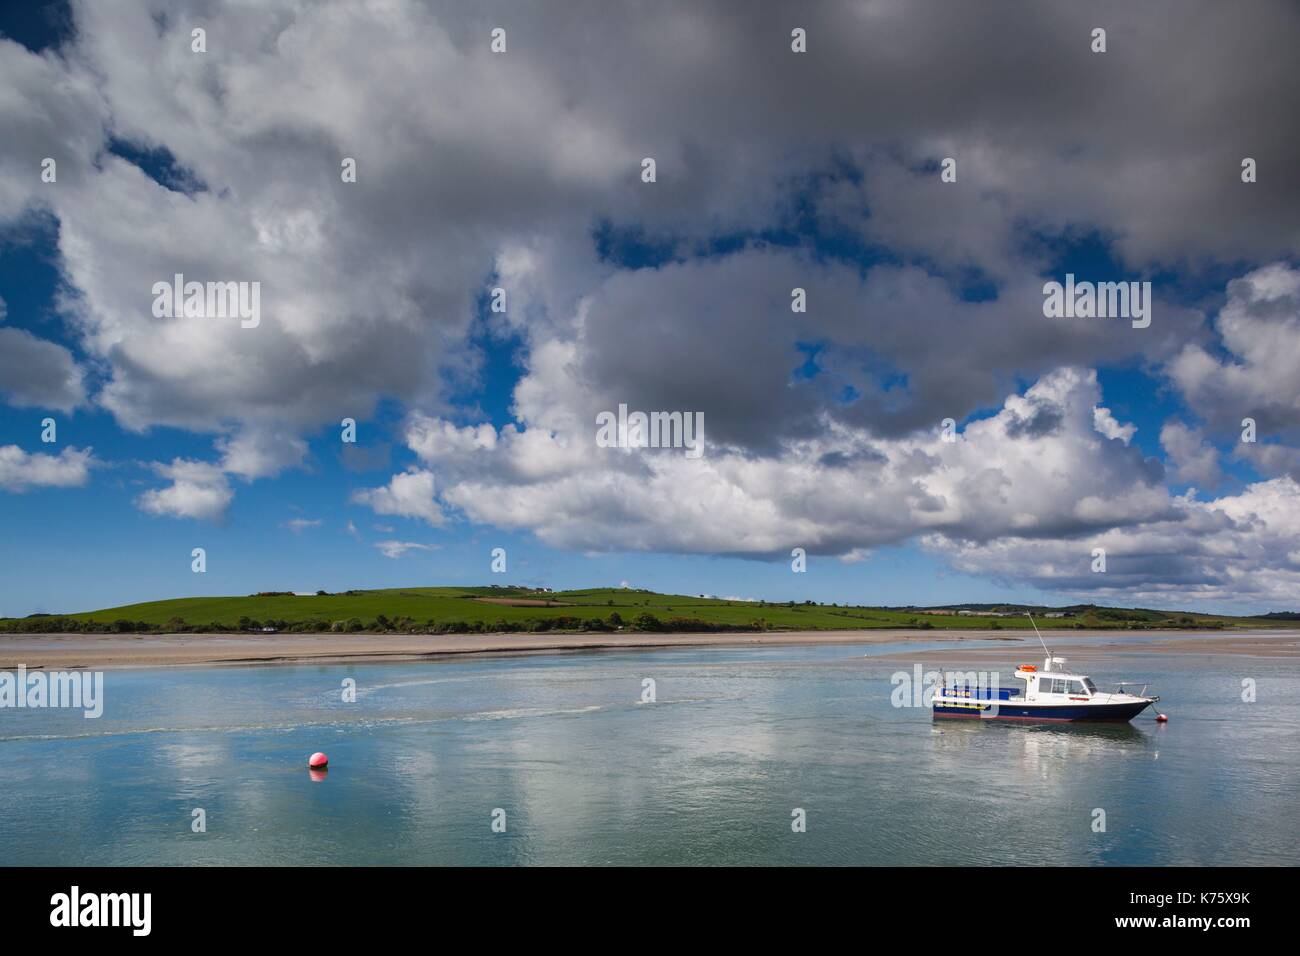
left=0, top=628, right=992, bottom=669
left=0, top=628, right=1296, bottom=669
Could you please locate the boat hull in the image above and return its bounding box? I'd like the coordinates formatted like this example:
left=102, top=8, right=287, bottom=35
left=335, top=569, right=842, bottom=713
left=933, top=699, right=1153, bottom=722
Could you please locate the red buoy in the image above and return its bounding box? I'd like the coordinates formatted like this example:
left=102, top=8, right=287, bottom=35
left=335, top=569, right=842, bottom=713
left=1155, top=713, right=1168, bottom=723
left=309, top=751, right=329, bottom=768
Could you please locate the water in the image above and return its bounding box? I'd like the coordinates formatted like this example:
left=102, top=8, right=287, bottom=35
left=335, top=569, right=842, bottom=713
left=2, top=642, right=1297, bottom=865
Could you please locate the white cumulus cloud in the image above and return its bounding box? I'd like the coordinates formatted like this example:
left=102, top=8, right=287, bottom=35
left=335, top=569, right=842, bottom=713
left=352, top=469, right=444, bottom=526
left=0, top=445, right=94, bottom=492
left=136, top=459, right=233, bottom=521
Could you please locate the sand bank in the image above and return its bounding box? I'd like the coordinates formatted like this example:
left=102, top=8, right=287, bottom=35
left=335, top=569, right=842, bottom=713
left=0, top=628, right=1295, bottom=670
left=1, top=628, right=1011, bottom=669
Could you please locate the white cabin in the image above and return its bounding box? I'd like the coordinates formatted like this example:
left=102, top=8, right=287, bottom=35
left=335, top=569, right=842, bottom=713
left=1014, top=657, right=1104, bottom=701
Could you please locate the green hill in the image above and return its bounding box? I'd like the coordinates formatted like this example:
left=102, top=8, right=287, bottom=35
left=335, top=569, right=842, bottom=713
left=0, top=587, right=1286, bottom=634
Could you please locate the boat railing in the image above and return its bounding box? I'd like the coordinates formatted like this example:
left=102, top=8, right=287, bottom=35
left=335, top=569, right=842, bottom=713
left=1113, top=682, right=1149, bottom=696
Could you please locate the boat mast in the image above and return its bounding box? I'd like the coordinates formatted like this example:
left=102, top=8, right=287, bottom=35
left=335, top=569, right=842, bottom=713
left=1027, top=610, right=1053, bottom=663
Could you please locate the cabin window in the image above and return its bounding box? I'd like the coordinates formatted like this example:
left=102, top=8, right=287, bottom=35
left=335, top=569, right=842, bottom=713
left=1082, top=678, right=1097, bottom=694
left=1068, top=680, right=1086, bottom=695
left=1039, top=678, right=1059, bottom=694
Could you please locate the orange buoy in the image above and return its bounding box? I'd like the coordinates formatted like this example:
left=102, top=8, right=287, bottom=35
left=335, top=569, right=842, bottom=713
left=1155, top=713, right=1168, bottom=723
left=309, top=751, right=329, bottom=769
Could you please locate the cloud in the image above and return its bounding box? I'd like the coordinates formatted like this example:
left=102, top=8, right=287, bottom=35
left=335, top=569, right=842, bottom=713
left=128, top=432, right=305, bottom=521
left=1, top=0, right=1292, bottom=452
left=1160, top=422, right=1224, bottom=488
left=399, top=366, right=1162, bottom=553
left=373, top=540, right=435, bottom=559
left=1094, top=406, right=1137, bottom=445
left=930, top=476, right=1300, bottom=609
left=136, top=459, right=233, bottom=521
left=132, top=430, right=306, bottom=520
left=532, top=249, right=1203, bottom=452
left=406, top=416, right=498, bottom=461
left=217, top=428, right=309, bottom=480
left=0, top=445, right=94, bottom=491
left=1232, top=440, right=1300, bottom=481
left=283, top=517, right=323, bottom=533
left=376, top=359, right=1300, bottom=608
left=0, top=327, right=86, bottom=411
left=0, top=31, right=105, bottom=222
left=352, top=469, right=444, bottom=526
left=1168, top=263, right=1300, bottom=453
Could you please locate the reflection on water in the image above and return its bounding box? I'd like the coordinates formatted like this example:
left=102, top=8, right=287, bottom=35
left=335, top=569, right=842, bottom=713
left=1, top=644, right=1297, bottom=866
left=935, top=718, right=1148, bottom=745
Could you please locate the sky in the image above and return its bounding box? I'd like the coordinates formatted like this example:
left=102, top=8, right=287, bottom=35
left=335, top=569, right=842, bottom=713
left=1, top=0, right=1299, bottom=617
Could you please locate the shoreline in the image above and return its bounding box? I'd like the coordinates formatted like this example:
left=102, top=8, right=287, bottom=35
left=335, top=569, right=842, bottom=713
left=1, top=628, right=983, bottom=670
left=1, top=628, right=1297, bottom=670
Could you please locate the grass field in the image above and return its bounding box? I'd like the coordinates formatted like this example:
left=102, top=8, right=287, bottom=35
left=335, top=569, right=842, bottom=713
left=1, top=586, right=1286, bottom=633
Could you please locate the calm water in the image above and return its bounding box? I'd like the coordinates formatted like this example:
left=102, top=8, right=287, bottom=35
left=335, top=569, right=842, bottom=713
left=2, top=641, right=1297, bottom=865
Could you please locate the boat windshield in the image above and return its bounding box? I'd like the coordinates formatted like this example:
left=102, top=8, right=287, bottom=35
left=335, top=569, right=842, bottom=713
left=1082, top=677, right=1097, bottom=694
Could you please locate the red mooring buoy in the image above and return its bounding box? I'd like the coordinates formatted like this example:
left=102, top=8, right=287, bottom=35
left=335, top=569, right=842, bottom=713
left=309, top=751, right=329, bottom=769
left=1155, top=713, right=1168, bottom=723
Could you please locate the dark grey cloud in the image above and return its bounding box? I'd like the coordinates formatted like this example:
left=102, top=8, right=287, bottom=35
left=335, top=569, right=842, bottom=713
left=1005, top=403, right=1064, bottom=440
left=0, top=325, right=86, bottom=411
left=1, top=0, right=1294, bottom=442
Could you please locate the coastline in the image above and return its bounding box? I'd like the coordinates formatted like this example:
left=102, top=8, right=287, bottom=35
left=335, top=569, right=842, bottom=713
left=1, top=628, right=979, bottom=669
left=1, top=627, right=1296, bottom=670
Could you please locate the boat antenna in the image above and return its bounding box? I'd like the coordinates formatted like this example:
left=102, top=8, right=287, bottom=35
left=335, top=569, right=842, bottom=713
left=1027, top=610, right=1052, bottom=660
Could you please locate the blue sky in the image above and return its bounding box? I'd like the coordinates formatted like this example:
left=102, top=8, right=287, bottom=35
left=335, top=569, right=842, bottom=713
left=2, top=1, right=1298, bottom=617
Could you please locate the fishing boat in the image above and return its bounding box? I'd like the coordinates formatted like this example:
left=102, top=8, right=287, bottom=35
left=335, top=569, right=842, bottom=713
left=931, top=614, right=1160, bottom=723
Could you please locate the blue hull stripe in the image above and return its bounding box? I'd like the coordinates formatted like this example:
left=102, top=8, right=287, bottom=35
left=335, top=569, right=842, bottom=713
left=933, top=701, right=1151, bottom=722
